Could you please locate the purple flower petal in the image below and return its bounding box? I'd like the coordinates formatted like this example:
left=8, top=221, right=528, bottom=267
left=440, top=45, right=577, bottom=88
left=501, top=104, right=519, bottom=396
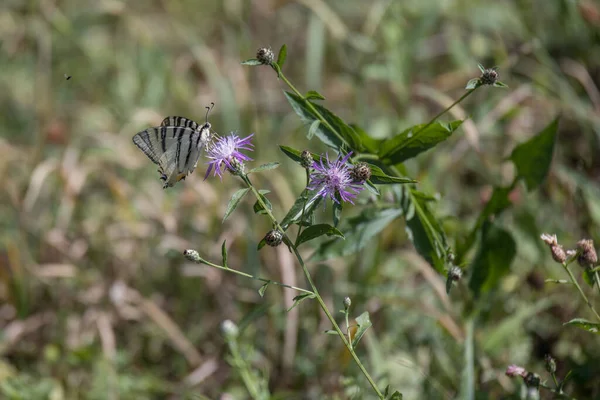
left=308, top=151, right=365, bottom=206
left=205, top=133, right=254, bottom=179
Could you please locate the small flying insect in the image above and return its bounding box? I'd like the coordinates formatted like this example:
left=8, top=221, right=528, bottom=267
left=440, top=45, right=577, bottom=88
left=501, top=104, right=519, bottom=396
left=64, top=74, right=71, bottom=80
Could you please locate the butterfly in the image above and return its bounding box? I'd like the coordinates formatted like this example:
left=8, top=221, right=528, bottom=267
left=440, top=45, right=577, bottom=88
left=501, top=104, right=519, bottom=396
left=132, top=107, right=214, bottom=188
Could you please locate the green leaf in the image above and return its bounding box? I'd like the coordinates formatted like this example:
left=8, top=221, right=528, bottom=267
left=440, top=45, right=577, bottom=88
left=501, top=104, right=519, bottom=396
left=379, top=120, right=464, bottom=164
left=253, top=190, right=272, bottom=215
left=221, top=240, right=228, bottom=268
left=324, top=329, right=338, bottom=335
left=305, top=90, right=325, bottom=100
left=276, top=44, right=287, bottom=68
left=367, top=164, right=417, bottom=185
left=248, top=162, right=280, bottom=174
left=401, top=188, right=449, bottom=273
left=287, top=293, right=316, bottom=312
left=558, top=370, right=574, bottom=393
left=349, top=124, right=381, bottom=154
left=279, top=145, right=320, bottom=165
left=257, top=238, right=267, bottom=250
left=313, top=208, right=403, bottom=261
left=477, top=63, right=486, bottom=73
left=307, top=120, right=320, bottom=140
left=280, top=189, right=322, bottom=230
left=296, top=224, right=344, bottom=246
left=284, top=91, right=362, bottom=150
left=389, top=391, right=403, bottom=400
left=493, top=81, right=509, bottom=88
left=351, top=311, right=372, bottom=348
left=564, top=318, right=600, bottom=334
left=241, top=58, right=262, bottom=66
left=258, top=281, right=271, bottom=297
left=223, top=188, right=250, bottom=221
left=510, top=118, right=559, bottom=191
left=468, top=221, right=516, bottom=298
left=465, top=78, right=480, bottom=90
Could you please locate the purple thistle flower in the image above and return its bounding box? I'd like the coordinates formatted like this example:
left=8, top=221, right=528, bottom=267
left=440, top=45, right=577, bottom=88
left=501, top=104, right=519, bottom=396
left=308, top=152, right=365, bottom=205
left=205, top=133, right=254, bottom=179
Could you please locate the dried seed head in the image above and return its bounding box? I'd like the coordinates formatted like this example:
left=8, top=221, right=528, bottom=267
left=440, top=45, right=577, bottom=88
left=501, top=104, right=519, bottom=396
left=577, top=239, right=597, bottom=267
left=351, top=162, right=372, bottom=183
left=256, top=47, right=274, bottom=65
left=544, top=354, right=556, bottom=374
left=300, top=150, right=313, bottom=169
left=540, top=233, right=567, bottom=263
left=448, top=266, right=463, bottom=282
left=265, top=229, right=284, bottom=247
left=183, top=249, right=201, bottom=262
left=481, top=67, right=499, bottom=85
left=343, top=296, right=351, bottom=309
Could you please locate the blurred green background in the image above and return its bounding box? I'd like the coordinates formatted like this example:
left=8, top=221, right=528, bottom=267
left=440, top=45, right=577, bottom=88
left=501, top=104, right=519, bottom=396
left=1, top=0, right=600, bottom=398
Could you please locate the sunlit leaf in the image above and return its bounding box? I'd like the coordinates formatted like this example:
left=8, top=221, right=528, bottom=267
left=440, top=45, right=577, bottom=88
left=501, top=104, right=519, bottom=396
left=277, top=44, right=287, bottom=68
left=221, top=240, right=228, bottom=268
left=465, top=78, right=480, bottom=90
left=280, top=190, right=322, bottom=230
left=563, top=318, right=600, bottom=334
left=305, top=90, right=325, bottom=100
left=223, top=188, right=250, bottom=221
left=379, top=120, right=464, bottom=164
left=307, top=120, right=320, bottom=140
left=253, top=190, right=272, bottom=215
left=296, top=224, right=344, bottom=246
left=248, top=163, right=280, bottom=174
left=258, top=281, right=271, bottom=297
left=241, top=59, right=262, bottom=65
left=367, top=164, right=417, bottom=185
left=351, top=311, right=372, bottom=348
left=287, top=293, right=316, bottom=312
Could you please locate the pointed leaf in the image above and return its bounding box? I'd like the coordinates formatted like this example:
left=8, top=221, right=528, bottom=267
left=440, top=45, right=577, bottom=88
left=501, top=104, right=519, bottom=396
left=563, top=318, right=600, bottom=334
left=287, top=293, right=316, bottom=312
left=253, top=190, right=272, bottom=215
left=280, top=189, right=322, bottom=230
left=349, top=124, right=382, bottom=154
left=313, top=208, right=403, bottom=261
left=367, top=164, right=417, bottom=185
left=284, top=91, right=362, bottom=150
left=279, top=145, right=320, bottom=165
left=248, top=162, right=280, bottom=174
left=379, top=120, right=464, bottom=164
left=493, top=81, right=509, bottom=88
left=401, top=188, right=449, bottom=273
left=241, top=58, right=262, bottom=66
left=296, top=224, right=344, bottom=246
left=221, top=240, right=228, bottom=268
left=558, top=370, right=573, bottom=392
left=324, top=329, right=338, bottom=335
left=258, top=281, right=271, bottom=297
left=465, top=78, right=480, bottom=90
left=257, top=238, right=267, bottom=250
left=477, top=63, right=486, bottom=73
left=510, top=118, right=559, bottom=191
left=389, top=391, right=403, bottom=400
left=305, top=90, right=325, bottom=100
left=224, top=188, right=250, bottom=221
left=468, top=221, right=516, bottom=298
left=277, top=44, right=287, bottom=68
left=307, top=120, right=320, bottom=140
left=351, top=311, right=372, bottom=348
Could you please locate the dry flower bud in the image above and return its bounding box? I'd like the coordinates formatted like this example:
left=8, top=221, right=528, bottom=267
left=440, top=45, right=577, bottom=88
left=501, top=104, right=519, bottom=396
left=577, top=239, right=598, bottom=267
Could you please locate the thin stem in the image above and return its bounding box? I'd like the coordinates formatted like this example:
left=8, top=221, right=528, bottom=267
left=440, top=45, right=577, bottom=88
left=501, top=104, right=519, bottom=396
left=561, top=262, right=600, bottom=322
left=539, top=382, right=577, bottom=400
left=227, top=339, right=263, bottom=399
left=413, top=89, right=478, bottom=137
left=192, top=255, right=313, bottom=296
left=594, top=271, right=600, bottom=297
left=551, top=372, right=559, bottom=389
left=295, top=169, right=311, bottom=246
left=345, top=309, right=351, bottom=346
left=242, top=174, right=384, bottom=398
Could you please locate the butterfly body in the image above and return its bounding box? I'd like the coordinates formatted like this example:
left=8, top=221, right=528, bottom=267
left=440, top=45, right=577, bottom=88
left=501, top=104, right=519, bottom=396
left=133, top=116, right=212, bottom=188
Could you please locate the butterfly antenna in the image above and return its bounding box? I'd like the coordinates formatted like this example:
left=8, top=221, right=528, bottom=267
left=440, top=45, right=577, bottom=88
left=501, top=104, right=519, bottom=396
left=205, top=102, right=215, bottom=124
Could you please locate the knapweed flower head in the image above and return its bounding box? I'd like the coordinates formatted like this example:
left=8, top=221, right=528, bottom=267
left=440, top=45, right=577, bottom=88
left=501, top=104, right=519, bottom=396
left=308, top=152, right=366, bottom=205
left=505, top=364, right=527, bottom=378
left=577, top=238, right=597, bottom=267
left=205, top=132, right=254, bottom=179
left=256, top=47, right=274, bottom=65
left=540, top=233, right=567, bottom=264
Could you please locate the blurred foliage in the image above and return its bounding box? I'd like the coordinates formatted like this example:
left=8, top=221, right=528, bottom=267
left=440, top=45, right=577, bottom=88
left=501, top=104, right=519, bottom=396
left=1, top=0, right=600, bottom=398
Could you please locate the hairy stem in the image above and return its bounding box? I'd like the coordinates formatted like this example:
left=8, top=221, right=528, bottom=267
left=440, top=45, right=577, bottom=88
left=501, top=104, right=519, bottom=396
left=561, top=261, right=600, bottom=322
left=242, top=173, right=384, bottom=398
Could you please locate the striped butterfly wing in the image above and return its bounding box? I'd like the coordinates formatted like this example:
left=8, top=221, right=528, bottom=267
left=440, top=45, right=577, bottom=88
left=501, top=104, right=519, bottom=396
left=133, top=117, right=211, bottom=188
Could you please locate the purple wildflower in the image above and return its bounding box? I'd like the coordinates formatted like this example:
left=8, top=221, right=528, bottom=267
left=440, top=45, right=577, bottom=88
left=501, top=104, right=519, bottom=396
left=308, top=152, right=365, bottom=205
left=205, top=133, right=254, bottom=179
left=505, top=364, right=527, bottom=378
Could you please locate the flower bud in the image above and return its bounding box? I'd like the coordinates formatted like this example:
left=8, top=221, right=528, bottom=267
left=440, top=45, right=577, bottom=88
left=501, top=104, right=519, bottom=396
left=351, top=162, right=372, bottom=183
left=264, top=229, right=284, bottom=247
left=577, top=239, right=598, bottom=268
left=227, top=157, right=246, bottom=176
left=256, top=47, right=274, bottom=65
left=221, top=319, right=239, bottom=338
left=183, top=249, right=201, bottom=262
left=544, top=354, right=556, bottom=374
left=343, top=296, right=351, bottom=310
left=480, top=67, right=499, bottom=85
left=300, top=150, right=313, bottom=169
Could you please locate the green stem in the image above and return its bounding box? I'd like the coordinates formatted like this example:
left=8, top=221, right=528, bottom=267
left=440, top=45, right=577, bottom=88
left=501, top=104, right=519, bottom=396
left=561, top=261, right=600, bottom=322
left=227, top=339, right=263, bottom=399
left=242, top=174, right=384, bottom=399
left=193, top=255, right=313, bottom=296
left=594, top=271, right=600, bottom=297
left=294, top=169, right=311, bottom=246
left=413, top=89, right=478, bottom=137
left=551, top=372, right=559, bottom=389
